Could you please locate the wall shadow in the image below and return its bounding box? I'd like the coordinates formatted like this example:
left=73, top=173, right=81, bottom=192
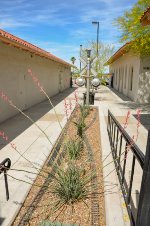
left=133, top=114, right=150, bottom=130
left=0, top=87, right=77, bottom=151
left=117, top=101, right=150, bottom=112
left=109, top=88, right=132, bottom=102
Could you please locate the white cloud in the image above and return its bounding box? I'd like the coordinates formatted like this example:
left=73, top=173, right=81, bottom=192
left=30, top=40, right=80, bottom=64
left=0, top=1, right=72, bottom=28
left=0, top=19, right=30, bottom=29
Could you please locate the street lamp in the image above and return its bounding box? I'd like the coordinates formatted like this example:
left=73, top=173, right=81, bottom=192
left=92, top=21, right=99, bottom=57
left=86, top=49, right=91, bottom=105
left=80, top=44, right=82, bottom=72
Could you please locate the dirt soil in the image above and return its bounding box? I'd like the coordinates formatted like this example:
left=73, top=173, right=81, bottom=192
left=13, top=107, right=105, bottom=226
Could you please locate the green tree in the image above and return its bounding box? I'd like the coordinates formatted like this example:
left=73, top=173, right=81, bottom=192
left=114, top=0, right=150, bottom=56
left=81, top=41, right=114, bottom=76
left=70, top=57, right=76, bottom=65
left=70, top=56, right=76, bottom=76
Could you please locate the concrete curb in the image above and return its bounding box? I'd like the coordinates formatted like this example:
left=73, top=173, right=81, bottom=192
left=98, top=107, right=130, bottom=226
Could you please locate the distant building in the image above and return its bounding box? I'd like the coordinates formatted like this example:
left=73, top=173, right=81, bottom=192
left=106, top=42, right=150, bottom=104
left=0, top=29, right=71, bottom=123
left=141, top=6, right=150, bottom=26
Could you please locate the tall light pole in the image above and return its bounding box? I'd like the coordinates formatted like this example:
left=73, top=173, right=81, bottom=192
left=80, top=44, right=82, bottom=72
left=92, top=21, right=99, bottom=57
left=86, top=49, right=91, bottom=105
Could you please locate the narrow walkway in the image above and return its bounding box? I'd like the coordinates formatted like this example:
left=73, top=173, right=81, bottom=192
left=77, top=85, right=150, bottom=225
left=0, top=88, right=77, bottom=226
left=93, top=85, right=150, bottom=225
left=94, top=86, right=150, bottom=154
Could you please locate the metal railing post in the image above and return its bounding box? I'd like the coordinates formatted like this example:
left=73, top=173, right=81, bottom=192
left=0, top=158, right=11, bottom=200
left=107, top=109, right=145, bottom=225
left=136, top=130, right=150, bottom=226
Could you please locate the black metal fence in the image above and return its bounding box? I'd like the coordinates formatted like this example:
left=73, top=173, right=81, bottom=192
left=107, top=110, right=150, bottom=226
left=0, top=158, right=11, bottom=200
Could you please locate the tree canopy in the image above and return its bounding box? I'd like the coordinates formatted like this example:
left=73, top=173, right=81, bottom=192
left=114, top=0, right=150, bottom=56
left=70, top=57, right=76, bottom=65
left=81, top=41, right=114, bottom=76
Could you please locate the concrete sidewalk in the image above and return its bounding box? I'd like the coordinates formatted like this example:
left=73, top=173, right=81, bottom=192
left=0, top=87, right=78, bottom=226
left=77, top=85, right=150, bottom=226
left=94, top=86, right=150, bottom=154
left=94, top=86, right=150, bottom=226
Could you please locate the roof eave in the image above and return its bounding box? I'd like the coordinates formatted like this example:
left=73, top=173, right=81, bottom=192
left=104, top=43, right=130, bottom=66
left=0, top=31, right=71, bottom=67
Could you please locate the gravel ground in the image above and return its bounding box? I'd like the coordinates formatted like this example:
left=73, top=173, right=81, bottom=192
left=13, top=107, right=105, bottom=226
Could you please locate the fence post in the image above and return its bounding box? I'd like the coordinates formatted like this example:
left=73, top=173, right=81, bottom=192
left=136, top=130, right=150, bottom=226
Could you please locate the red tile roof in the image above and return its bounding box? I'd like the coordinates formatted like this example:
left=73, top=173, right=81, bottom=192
left=141, top=6, right=150, bottom=26
left=0, top=29, right=71, bottom=67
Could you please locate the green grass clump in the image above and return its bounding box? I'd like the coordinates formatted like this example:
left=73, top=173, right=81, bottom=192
left=66, top=139, right=83, bottom=160
left=52, top=164, right=92, bottom=205
left=74, top=117, right=86, bottom=138
left=74, top=104, right=90, bottom=138
left=79, top=104, right=90, bottom=119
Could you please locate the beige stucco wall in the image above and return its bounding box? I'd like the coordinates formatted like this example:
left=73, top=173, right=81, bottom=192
left=137, top=57, right=150, bottom=103
left=0, top=41, right=71, bottom=123
left=110, top=51, right=140, bottom=102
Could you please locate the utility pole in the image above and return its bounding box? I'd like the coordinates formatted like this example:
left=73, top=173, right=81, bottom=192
left=92, top=21, right=99, bottom=57
left=86, top=49, right=91, bottom=105
left=80, top=44, right=82, bottom=72
left=92, top=21, right=99, bottom=73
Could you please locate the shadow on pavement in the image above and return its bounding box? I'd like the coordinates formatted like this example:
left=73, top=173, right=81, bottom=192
left=117, top=101, right=150, bottom=112
left=133, top=114, right=150, bottom=130
left=0, top=88, right=77, bottom=150
left=109, top=88, right=132, bottom=102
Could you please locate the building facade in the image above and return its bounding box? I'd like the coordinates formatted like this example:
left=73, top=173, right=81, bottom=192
left=0, top=29, right=71, bottom=123
left=106, top=44, right=150, bottom=104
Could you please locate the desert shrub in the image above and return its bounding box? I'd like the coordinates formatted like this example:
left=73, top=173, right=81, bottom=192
left=79, top=104, right=90, bottom=119
left=66, top=139, right=83, bottom=160
left=74, top=104, right=90, bottom=138
left=52, top=164, right=93, bottom=205
left=74, top=117, right=86, bottom=138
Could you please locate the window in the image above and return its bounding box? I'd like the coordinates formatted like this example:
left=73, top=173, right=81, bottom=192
left=130, top=66, right=133, bottom=91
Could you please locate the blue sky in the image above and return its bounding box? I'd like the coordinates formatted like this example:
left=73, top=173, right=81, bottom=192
left=0, top=0, right=137, bottom=66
